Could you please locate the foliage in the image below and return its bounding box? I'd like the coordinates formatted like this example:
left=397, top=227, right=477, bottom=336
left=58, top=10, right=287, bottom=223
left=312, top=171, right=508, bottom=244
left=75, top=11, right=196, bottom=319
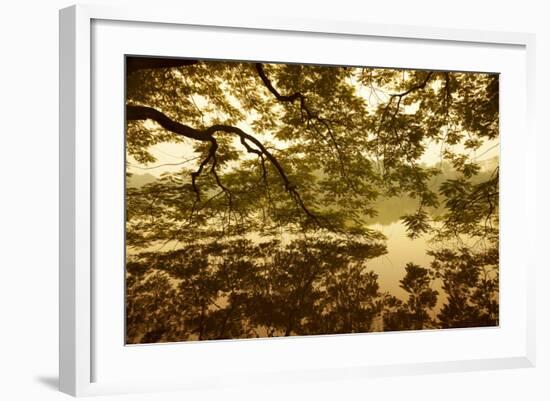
left=126, top=237, right=387, bottom=343
left=124, top=57, right=499, bottom=343
left=429, top=246, right=499, bottom=328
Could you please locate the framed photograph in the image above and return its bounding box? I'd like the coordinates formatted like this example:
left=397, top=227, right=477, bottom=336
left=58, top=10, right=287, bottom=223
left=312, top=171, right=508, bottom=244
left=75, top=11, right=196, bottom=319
left=59, top=4, right=536, bottom=396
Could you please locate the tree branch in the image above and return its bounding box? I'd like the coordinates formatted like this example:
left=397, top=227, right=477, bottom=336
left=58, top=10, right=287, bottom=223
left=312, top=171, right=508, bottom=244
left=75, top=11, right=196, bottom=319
left=376, top=72, right=434, bottom=170
left=254, top=63, right=355, bottom=192
left=127, top=104, right=317, bottom=220
left=254, top=63, right=304, bottom=103
left=127, top=57, right=198, bottom=75
left=190, top=138, right=217, bottom=200
left=240, top=137, right=268, bottom=181
left=390, top=72, right=434, bottom=98
left=205, top=124, right=317, bottom=219
left=127, top=105, right=211, bottom=142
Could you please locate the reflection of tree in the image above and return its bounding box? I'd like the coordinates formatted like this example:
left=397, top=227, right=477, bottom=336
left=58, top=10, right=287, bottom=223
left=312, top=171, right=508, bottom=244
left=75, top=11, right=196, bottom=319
left=126, top=238, right=387, bottom=343
left=428, top=159, right=499, bottom=328
left=430, top=247, right=499, bottom=328
left=400, top=263, right=439, bottom=329
left=125, top=58, right=499, bottom=343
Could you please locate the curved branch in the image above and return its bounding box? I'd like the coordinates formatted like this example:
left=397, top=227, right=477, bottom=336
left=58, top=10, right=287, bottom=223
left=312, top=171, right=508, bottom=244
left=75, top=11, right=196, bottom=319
left=254, top=63, right=354, bottom=192
left=127, top=105, right=211, bottom=142
left=388, top=72, right=434, bottom=121
left=254, top=63, right=304, bottom=103
left=126, top=104, right=316, bottom=219
left=376, top=72, right=434, bottom=168
left=390, top=72, right=434, bottom=99
left=205, top=125, right=317, bottom=219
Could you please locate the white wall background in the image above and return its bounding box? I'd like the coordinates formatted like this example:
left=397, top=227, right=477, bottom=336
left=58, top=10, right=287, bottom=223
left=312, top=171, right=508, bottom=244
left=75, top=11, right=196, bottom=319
left=0, top=0, right=547, bottom=399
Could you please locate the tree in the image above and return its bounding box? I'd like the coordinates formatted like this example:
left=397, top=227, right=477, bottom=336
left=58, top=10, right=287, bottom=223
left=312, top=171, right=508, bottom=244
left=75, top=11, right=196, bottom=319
left=124, top=56, right=499, bottom=343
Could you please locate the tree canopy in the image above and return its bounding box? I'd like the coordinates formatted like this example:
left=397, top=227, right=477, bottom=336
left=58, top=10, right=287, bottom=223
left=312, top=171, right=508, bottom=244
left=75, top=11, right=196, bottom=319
left=125, top=57, right=499, bottom=343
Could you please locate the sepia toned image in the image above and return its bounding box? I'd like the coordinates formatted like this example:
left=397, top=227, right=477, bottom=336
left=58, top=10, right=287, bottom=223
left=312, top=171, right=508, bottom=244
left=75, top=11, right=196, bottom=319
left=125, top=56, right=499, bottom=344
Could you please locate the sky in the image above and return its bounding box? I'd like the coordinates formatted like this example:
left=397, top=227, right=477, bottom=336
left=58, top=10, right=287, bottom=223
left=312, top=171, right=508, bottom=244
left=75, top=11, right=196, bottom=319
left=126, top=131, right=499, bottom=178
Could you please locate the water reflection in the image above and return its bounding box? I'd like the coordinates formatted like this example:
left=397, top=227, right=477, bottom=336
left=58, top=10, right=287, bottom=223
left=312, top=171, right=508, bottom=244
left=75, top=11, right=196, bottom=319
left=126, top=220, right=497, bottom=343
left=368, top=222, right=444, bottom=315
left=126, top=164, right=499, bottom=344
left=370, top=223, right=430, bottom=296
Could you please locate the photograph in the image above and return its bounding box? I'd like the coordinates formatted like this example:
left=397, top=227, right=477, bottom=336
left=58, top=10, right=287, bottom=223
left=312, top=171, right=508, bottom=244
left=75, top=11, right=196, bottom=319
left=0, top=0, right=544, bottom=399
left=124, top=56, right=499, bottom=344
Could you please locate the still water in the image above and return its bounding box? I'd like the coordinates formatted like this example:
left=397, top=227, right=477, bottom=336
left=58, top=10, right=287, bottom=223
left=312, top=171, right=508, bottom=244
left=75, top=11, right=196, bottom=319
left=368, top=221, right=444, bottom=315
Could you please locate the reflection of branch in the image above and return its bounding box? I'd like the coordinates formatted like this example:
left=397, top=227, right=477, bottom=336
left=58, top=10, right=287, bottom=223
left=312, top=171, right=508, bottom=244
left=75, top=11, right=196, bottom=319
left=127, top=104, right=316, bottom=220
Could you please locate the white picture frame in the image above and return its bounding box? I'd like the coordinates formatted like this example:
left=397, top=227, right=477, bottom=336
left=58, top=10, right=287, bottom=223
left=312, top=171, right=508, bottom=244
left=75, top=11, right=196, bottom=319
left=59, top=4, right=536, bottom=397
